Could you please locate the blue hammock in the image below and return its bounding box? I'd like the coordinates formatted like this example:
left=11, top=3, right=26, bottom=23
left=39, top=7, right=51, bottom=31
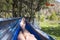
left=0, top=18, right=55, bottom=40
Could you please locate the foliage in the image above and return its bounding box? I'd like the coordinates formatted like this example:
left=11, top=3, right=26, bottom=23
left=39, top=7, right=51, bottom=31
left=40, top=15, right=45, bottom=22
left=41, top=26, right=60, bottom=40
left=58, top=17, right=60, bottom=21
left=49, top=11, right=58, bottom=20
left=0, top=0, right=51, bottom=18
left=40, top=20, right=60, bottom=40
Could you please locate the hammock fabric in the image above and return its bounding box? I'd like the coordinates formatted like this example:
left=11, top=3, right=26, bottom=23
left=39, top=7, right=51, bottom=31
left=0, top=18, right=55, bottom=40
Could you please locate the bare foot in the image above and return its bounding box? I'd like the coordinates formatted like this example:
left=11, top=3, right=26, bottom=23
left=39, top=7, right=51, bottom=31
left=18, top=18, right=37, bottom=40
left=23, top=30, right=37, bottom=40
left=20, top=18, right=26, bottom=30
left=18, top=31, right=25, bottom=40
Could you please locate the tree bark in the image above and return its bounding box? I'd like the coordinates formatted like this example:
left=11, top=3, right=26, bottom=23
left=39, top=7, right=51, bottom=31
left=18, top=0, right=22, bottom=17
left=12, top=0, right=17, bottom=17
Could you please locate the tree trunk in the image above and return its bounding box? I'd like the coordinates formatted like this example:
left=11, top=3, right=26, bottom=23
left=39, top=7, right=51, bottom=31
left=12, top=0, right=17, bottom=17
left=18, top=0, right=22, bottom=17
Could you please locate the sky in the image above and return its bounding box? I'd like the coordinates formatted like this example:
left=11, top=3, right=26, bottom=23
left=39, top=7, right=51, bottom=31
left=56, top=0, right=60, bottom=2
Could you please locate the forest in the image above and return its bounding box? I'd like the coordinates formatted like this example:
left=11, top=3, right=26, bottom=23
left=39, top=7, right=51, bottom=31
left=0, top=0, right=60, bottom=40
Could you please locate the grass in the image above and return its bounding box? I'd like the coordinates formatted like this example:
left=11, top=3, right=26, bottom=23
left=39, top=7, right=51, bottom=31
left=40, top=20, right=58, bottom=27
left=40, top=21, right=60, bottom=40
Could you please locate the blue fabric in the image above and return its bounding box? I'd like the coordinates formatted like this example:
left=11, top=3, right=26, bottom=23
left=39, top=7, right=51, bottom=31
left=11, top=19, right=21, bottom=40
left=25, top=22, right=42, bottom=40
left=0, top=18, right=55, bottom=40
left=11, top=18, right=55, bottom=40
left=12, top=25, right=21, bottom=40
left=12, top=21, right=42, bottom=40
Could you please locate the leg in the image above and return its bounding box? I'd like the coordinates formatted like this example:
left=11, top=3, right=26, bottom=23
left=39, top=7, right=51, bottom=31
left=18, top=32, right=25, bottom=40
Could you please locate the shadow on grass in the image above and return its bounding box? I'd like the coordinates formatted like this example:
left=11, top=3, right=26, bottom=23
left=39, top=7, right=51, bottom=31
left=41, top=26, right=60, bottom=37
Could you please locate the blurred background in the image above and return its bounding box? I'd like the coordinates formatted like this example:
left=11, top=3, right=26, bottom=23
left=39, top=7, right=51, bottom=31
left=0, top=0, right=60, bottom=40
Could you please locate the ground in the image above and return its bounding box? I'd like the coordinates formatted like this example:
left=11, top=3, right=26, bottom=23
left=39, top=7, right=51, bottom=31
left=40, top=20, right=60, bottom=40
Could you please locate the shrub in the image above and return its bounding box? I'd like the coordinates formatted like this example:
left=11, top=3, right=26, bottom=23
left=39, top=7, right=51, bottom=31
left=49, top=11, right=58, bottom=21
left=40, top=15, right=45, bottom=22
